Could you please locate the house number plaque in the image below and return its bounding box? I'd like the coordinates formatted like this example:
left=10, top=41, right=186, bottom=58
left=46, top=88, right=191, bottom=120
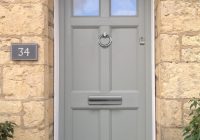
left=11, top=43, right=38, bottom=61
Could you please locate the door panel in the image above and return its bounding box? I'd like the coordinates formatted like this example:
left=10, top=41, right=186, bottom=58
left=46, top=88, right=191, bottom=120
left=72, top=110, right=139, bottom=140
left=111, top=27, right=138, bottom=90
left=72, top=110, right=100, bottom=140
left=72, top=28, right=100, bottom=90
left=111, top=110, right=138, bottom=140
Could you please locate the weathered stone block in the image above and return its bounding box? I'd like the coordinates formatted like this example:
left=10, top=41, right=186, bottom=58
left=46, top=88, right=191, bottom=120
left=156, top=65, right=161, bottom=97
left=14, top=128, right=48, bottom=140
left=46, top=98, right=53, bottom=124
left=48, top=11, right=54, bottom=25
left=197, top=5, right=200, bottom=16
left=49, top=67, right=54, bottom=96
left=0, top=37, right=21, bottom=50
left=159, top=63, right=200, bottom=98
left=160, top=1, right=200, bottom=33
left=21, top=0, right=47, bottom=5
left=181, top=48, right=200, bottom=62
left=0, top=66, right=2, bottom=95
left=156, top=123, right=161, bottom=140
left=0, top=115, right=21, bottom=125
left=44, top=66, right=50, bottom=97
left=162, top=128, right=183, bottom=140
left=47, top=39, right=54, bottom=66
left=156, top=98, right=182, bottom=127
left=160, top=34, right=180, bottom=62
left=49, top=124, right=53, bottom=139
left=44, top=66, right=54, bottom=98
left=183, top=101, right=192, bottom=126
left=0, top=37, right=20, bottom=64
left=0, top=0, right=20, bottom=3
left=48, top=0, right=53, bottom=11
left=49, top=136, right=53, bottom=140
left=155, top=0, right=161, bottom=37
left=0, top=101, right=21, bottom=113
left=156, top=36, right=161, bottom=64
left=3, top=65, right=45, bottom=99
left=0, top=4, right=48, bottom=35
left=48, top=26, right=54, bottom=40
left=23, top=101, right=45, bottom=127
left=182, top=35, right=200, bottom=46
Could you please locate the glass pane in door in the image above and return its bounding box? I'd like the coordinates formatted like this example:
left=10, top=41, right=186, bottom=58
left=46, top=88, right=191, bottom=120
left=111, top=0, right=137, bottom=16
left=73, top=0, right=99, bottom=16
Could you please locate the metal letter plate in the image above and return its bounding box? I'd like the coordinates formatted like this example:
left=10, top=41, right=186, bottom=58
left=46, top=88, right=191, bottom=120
left=11, top=43, right=38, bottom=61
left=88, top=96, right=122, bottom=105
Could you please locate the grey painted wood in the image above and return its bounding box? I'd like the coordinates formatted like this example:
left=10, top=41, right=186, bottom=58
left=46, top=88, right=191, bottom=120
left=111, top=110, right=138, bottom=140
left=59, top=0, right=153, bottom=139
left=111, top=28, right=137, bottom=90
left=144, top=0, right=153, bottom=139
left=72, top=110, right=100, bottom=140
left=72, top=28, right=99, bottom=90
left=58, top=0, right=65, bottom=139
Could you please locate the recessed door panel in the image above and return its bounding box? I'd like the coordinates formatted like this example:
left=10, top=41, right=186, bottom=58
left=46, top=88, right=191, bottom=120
left=111, top=110, right=138, bottom=140
left=72, top=110, right=100, bottom=140
left=111, top=28, right=138, bottom=90
left=72, top=28, right=100, bottom=90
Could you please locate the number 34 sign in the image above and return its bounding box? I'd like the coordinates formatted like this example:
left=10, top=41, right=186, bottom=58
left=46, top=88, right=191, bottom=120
left=11, top=43, right=38, bottom=61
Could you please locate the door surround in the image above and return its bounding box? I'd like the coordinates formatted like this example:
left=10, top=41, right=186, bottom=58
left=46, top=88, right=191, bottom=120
left=54, top=0, right=155, bottom=139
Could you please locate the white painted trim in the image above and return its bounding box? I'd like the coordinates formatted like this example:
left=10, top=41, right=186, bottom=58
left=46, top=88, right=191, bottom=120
left=151, top=0, right=156, bottom=140
left=54, top=0, right=59, bottom=139
left=54, top=0, right=156, bottom=139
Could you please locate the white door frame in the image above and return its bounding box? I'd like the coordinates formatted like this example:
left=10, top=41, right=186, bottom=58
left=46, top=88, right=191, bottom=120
left=54, top=0, right=155, bottom=139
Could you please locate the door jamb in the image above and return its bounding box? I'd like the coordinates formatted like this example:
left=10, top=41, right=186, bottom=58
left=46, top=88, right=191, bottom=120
left=54, top=0, right=155, bottom=139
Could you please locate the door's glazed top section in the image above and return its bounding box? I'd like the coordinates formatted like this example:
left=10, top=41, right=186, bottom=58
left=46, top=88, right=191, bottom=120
left=73, top=0, right=99, bottom=16
left=111, top=0, right=137, bottom=16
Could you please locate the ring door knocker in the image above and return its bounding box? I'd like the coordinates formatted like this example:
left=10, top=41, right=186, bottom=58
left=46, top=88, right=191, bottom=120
left=98, top=32, right=112, bottom=48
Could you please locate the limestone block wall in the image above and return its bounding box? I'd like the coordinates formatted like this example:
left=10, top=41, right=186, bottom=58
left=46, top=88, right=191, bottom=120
left=156, top=0, right=200, bottom=140
left=0, top=0, right=54, bottom=140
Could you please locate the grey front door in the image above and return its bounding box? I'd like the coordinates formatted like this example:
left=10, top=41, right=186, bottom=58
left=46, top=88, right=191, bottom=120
left=61, top=0, right=152, bottom=140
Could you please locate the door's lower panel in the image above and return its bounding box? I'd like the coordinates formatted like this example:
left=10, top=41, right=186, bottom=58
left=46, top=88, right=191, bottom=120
left=72, top=110, right=100, bottom=140
left=72, top=109, right=138, bottom=140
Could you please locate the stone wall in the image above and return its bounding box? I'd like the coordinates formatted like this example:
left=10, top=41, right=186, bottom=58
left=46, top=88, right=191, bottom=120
left=0, top=0, right=54, bottom=140
left=156, top=0, right=200, bottom=140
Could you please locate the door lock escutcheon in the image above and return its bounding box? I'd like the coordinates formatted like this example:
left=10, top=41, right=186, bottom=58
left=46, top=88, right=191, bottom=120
left=139, top=37, right=145, bottom=45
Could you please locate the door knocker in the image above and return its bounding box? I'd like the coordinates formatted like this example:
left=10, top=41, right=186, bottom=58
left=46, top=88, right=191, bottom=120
left=98, top=32, right=112, bottom=48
